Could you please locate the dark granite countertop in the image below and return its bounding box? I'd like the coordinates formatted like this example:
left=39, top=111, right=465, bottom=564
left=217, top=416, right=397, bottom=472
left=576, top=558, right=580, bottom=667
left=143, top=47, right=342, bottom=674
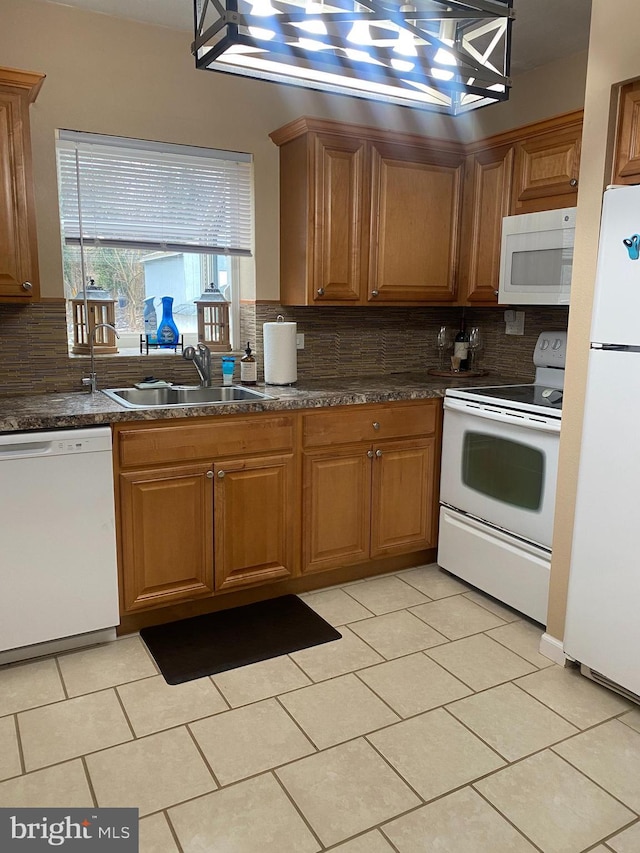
left=0, top=372, right=525, bottom=433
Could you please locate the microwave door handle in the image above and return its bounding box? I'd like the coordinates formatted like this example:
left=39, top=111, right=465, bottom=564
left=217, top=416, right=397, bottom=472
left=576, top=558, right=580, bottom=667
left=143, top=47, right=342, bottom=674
left=443, top=398, right=561, bottom=434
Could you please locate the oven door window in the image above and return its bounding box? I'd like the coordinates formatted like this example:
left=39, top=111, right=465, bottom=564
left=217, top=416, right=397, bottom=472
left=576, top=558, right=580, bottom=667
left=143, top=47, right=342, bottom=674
left=462, top=432, right=544, bottom=511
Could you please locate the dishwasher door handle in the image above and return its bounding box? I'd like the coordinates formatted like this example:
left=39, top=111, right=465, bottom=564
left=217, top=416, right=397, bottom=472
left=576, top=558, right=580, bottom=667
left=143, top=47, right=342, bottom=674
left=0, top=440, right=53, bottom=458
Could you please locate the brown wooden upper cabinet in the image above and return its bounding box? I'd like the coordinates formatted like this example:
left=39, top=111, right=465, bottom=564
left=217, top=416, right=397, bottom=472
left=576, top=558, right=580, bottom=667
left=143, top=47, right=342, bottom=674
left=270, top=117, right=464, bottom=306
left=612, top=79, right=640, bottom=185
left=0, top=67, right=44, bottom=303
left=510, top=112, right=582, bottom=215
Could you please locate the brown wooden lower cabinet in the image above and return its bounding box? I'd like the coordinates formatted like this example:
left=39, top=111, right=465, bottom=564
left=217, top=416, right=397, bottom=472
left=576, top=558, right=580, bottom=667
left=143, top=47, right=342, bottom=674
left=113, top=401, right=441, bottom=620
left=119, top=462, right=214, bottom=612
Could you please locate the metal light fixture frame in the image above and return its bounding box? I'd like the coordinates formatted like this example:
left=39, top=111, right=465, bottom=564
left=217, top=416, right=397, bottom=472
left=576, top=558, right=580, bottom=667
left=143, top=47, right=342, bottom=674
left=193, top=0, right=513, bottom=114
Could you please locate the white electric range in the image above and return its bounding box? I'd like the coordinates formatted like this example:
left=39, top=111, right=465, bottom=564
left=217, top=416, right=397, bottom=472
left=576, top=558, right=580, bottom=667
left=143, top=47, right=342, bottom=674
left=437, top=331, right=567, bottom=625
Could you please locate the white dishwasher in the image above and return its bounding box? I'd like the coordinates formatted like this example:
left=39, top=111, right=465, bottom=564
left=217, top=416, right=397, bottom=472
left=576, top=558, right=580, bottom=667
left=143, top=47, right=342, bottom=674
left=0, top=426, right=119, bottom=664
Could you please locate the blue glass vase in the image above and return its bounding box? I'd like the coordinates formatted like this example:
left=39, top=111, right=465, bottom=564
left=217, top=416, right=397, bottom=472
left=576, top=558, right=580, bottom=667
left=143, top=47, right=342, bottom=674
left=156, top=296, right=179, bottom=348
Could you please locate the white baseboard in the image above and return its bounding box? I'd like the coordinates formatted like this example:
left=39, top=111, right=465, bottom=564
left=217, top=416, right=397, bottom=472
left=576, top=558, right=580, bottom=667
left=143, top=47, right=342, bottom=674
left=539, top=632, right=570, bottom=666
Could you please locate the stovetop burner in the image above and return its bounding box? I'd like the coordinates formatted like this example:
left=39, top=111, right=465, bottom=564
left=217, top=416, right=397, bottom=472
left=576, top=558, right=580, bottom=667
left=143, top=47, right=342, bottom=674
left=456, top=383, right=563, bottom=412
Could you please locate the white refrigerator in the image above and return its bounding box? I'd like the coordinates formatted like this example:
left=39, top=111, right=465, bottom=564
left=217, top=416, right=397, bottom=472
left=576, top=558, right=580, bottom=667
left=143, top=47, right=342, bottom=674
left=564, top=184, right=640, bottom=698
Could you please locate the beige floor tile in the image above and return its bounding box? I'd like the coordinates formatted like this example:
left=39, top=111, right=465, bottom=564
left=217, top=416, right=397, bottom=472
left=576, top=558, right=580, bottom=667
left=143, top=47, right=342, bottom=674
left=211, top=655, right=311, bottom=707
left=277, top=738, right=420, bottom=847
left=18, top=689, right=132, bottom=771
left=168, top=773, right=320, bottom=853
left=382, top=786, right=537, bottom=852
left=0, top=715, right=21, bottom=781
left=344, top=576, right=431, bottom=615
left=463, top=589, right=522, bottom=622
left=409, top=596, right=506, bottom=640
left=58, top=636, right=158, bottom=697
left=553, top=720, right=640, bottom=812
left=304, top=588, right=373, bottom=625
left=348, top=611, right=447, bottom=659
left=0, top=759, right=93, bottom=807
left=279, top=674, right=399, bottom=748
left=86, top=727, right=216, bottom=817
left=426, top=634, right=536, bottom=691
left=0, top=658, right=65, bottom=716
left=516, top=665, right=631, bottom=729
left=619, top=708, right=640, bottom=733
left=447, top=683, right=578, bottom=761
left=475, top=750, right=634, bottom=853
left=486, top=619, right=554, bottom=668
left=290, top=626, right=383, bottom=682
left=139, top=813, right=179, bottom=853
left=358, top=653, right=471, bottom=718
left=608, top=821, right=640, bottom=852
left=400, top=564, right=470, bottom=599
left=330, top=829, right=395, bottom=852
left=117, top=674, right=228, bottom=736
left=368, top=708, right=504, bottom=801
left=190, top=698, right=314, bottom=785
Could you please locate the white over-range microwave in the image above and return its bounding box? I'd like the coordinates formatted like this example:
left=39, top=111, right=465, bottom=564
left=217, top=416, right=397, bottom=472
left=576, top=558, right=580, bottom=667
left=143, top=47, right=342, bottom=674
left=499, top=206, right=576, bottom=305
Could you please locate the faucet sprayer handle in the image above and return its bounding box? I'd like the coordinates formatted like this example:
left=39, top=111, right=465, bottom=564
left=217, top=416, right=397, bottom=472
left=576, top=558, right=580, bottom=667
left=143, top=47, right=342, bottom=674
left=183, top=346, right=196, bottom=361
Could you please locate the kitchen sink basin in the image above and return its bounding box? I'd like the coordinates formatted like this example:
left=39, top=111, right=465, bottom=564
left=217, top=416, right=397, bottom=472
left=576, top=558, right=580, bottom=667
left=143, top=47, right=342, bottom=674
left=102, top=385, right=278, bottom=409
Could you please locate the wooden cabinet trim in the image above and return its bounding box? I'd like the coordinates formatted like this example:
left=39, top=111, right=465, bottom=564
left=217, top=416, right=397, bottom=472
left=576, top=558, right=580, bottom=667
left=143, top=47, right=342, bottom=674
left=464, top=109, right=584, bottom=155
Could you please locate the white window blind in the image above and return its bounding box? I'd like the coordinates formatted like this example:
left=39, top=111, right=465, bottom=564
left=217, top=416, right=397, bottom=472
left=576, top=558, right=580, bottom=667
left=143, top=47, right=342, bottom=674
left=56, top=130, right=253, bottom=256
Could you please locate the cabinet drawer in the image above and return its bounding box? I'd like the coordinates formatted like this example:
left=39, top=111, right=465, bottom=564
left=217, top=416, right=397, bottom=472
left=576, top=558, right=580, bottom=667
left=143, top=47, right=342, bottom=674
left=117, top=414, right=295, bottom=468
left=303, top=401, right=437, bottom=448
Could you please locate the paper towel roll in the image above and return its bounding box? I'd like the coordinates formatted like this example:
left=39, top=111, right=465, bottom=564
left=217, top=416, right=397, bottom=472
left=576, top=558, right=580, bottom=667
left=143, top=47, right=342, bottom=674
left=263, top=318, right=297, bottom=385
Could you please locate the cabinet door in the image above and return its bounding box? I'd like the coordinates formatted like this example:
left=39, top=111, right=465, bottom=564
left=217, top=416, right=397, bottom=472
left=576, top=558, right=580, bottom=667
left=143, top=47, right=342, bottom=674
left=119, top=463, right=214, bottom=612
left=370, top=438, right=437, bottom=558
left=303, top=446, right=372, bottom=574
left=312, top=133, right=367, bottom=303
left=0, top=81, right=40, bottom=301
left=511, top=126, right=581, bottom=214
left=612, top=79, right=640, bottom=185
left=214, top=454, right=296, bottom=591
left=368, top=142, right=463, bottom=303
left=458, top=145, right=514, bottom=304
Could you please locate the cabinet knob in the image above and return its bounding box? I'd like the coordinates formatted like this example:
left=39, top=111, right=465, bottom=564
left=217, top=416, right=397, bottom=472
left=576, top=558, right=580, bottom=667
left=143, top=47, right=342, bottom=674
left=317, top=287, right=325, bottom=297
left=372, top=421, right=380, bottom=430
left=206, top=470, right=214, bottom=479
left=569, top=178, right=578, bottom=187
left=371, top=290, right=379, bottom=297
left=367, top=449, right=374, bottom=458
left=375, top=449, right=383, bottom=457
left=494, top=290, right=499, bottom=297
left=217, top=470, right=225, bottom=479
left=21, top=281, right=33, bottom=292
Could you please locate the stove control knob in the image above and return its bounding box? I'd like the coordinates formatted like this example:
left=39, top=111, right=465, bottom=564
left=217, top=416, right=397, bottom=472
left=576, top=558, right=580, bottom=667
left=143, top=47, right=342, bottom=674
left=540, top=339, right=549, bottom=350
left=552, top=338, right=562, bottom=350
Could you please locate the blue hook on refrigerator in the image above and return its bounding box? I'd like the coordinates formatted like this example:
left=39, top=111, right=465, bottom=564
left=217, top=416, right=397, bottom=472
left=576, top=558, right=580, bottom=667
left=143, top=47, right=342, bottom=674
left=623, top=234, right=640, bottom=259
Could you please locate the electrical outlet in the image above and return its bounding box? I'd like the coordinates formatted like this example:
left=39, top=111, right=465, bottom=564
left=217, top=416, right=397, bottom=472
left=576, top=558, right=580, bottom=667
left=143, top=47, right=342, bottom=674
left=505, top=310, right=525, bottom=335
left=296, top=333, right=305, bottom=350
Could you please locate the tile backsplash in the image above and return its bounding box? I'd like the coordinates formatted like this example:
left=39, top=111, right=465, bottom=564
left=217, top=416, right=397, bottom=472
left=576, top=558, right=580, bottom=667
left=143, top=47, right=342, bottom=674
left=0, top=300, right=569, bottom=396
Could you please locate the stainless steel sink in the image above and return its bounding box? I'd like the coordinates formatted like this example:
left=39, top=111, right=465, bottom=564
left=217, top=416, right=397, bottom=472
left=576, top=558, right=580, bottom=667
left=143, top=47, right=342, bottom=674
left=102, top=385, right=278, bottom=409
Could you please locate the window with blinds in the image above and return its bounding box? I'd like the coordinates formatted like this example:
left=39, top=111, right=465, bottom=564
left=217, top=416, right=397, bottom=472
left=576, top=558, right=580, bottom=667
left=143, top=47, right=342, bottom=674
left=55, top=131, right=254, bottom=349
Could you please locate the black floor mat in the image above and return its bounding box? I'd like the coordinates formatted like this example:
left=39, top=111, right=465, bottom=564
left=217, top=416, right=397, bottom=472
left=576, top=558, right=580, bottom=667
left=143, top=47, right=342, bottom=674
left=140, top=594, right=341, bottom=685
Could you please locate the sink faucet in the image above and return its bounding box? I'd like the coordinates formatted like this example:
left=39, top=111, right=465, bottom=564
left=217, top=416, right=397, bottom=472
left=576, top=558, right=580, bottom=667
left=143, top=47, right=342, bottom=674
left=84, top=323, right=120, bottom=393
left=183, top=342, right=212, bottom=387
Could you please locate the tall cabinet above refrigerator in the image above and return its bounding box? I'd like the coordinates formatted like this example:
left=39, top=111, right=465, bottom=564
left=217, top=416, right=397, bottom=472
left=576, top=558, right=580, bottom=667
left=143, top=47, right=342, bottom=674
left=564, top=184, right=640, bottom=700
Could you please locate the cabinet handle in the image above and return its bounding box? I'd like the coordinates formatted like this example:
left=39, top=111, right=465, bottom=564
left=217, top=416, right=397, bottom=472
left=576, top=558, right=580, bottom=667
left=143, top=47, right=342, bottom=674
left=21, top=281, right=33, bottom=292
left=206, top=470, right=214, bottom=479
left=367, top=449, right=374, bottom=458
left=375, top=449, right=383, bottom=457
left=494, top=290, right=499, bottom=297
left=372, top=421, right=380, bottom=430
left=317, top=287, right=325, bottom=297
left=217, top=470, right=225, bottom=479
left=569, top=178, right=578, bottom=187
left=371, top=290, right=379, bottom=297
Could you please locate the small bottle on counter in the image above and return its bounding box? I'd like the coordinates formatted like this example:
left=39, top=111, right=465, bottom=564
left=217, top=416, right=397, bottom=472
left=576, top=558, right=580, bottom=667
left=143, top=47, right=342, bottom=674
left=454, top=317, right=470, bottom=371
left=240, top=342, right=257, bottom=385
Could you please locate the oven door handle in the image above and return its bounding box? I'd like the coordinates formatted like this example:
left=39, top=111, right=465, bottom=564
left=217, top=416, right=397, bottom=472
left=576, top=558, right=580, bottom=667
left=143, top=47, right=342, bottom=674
left=444, top=398, right=561, bottom=434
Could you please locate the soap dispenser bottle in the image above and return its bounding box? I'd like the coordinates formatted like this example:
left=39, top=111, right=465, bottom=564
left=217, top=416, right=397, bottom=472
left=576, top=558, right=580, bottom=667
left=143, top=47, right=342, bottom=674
left=240, top=342, right=257, bottom=385
left=156, top=296, right=180, bottom=348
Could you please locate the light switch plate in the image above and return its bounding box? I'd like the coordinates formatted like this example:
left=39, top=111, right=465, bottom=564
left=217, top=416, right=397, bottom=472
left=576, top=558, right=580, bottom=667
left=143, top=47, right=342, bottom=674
left=296, top=333, right=305, bottom=350
left=505, top=311, right=525, bottom=335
